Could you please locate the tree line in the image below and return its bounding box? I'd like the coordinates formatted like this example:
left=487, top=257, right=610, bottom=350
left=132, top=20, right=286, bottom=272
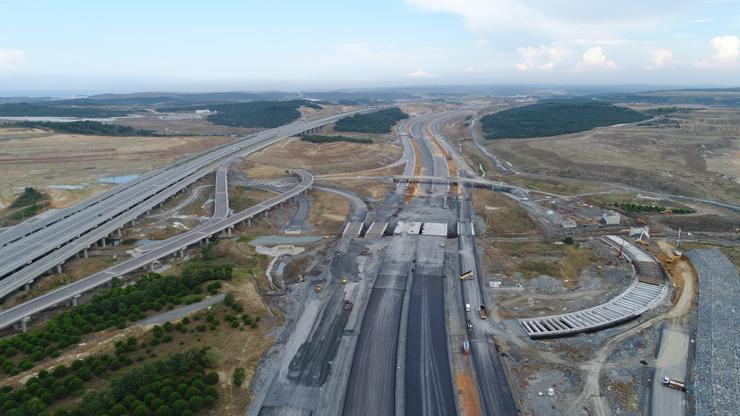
left=300, top=135, right=372, bottom=144
left=334, top=107, right=408, bottom=134
left=13, top=121, right=155, bottom=136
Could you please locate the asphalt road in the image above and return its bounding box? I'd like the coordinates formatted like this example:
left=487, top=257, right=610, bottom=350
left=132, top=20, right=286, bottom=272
left=0, top=170, right=313, bottom=329
left=343, top=235, right=415, bottom=416
left=458, top=183, right=517, bottom=416
left=405, top=236, right=457, bottom=416
left=137, top=293, right=225, bottom=326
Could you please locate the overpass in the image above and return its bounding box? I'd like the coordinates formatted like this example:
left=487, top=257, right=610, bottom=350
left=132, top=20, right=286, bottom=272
left=0, top=110, right=363, bottom=300
left=0, top=169, right=313, bottom=331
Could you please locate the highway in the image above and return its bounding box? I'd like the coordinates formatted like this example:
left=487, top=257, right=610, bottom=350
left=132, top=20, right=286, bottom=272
left=0, top=109, right=364, bottom=300
left=457, top=180, right=518, bottom=415
left=0, top=169, right=313, bottom=330
left=425, top=109, right=518, bottom=415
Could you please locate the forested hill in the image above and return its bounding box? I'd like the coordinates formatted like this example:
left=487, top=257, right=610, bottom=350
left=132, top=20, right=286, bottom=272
left=481, top=100, right=649, bottom=139
left=334, top=107, right=408, bottom=133
left=161, top=100, right=321, bottom=128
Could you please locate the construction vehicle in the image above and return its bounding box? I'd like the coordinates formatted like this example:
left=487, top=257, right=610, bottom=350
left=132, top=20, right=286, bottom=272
left=315, top=283, right=323, bottom=293
left=343, top=300, right=353, bottom=311
left=662, top=377, right=686, bottom=391
left=479, top=305, right=488, bottom=320
left=636, top=228, right=650, bottom=246
left=459, top=270, right=473, bottom=280
left=341, top=276, right=348, bottom=284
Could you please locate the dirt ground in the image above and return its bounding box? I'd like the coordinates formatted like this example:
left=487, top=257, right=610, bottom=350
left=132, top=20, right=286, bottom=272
left=323, top=178, right=395, bottom=200
left=308, top=190, right=350, bottom=235
left=472, top=188, right=540, bottom=235
left=0, top=127, right=232, bottom=208
left=484, top=239, right=630, bottom=318
left=241, top=136, right=402, bottom=176
left=487, top=108, right=740, bottom=203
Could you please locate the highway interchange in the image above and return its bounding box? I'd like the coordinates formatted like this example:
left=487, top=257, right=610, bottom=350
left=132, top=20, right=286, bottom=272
left=0, top=104, right=701, bottom=416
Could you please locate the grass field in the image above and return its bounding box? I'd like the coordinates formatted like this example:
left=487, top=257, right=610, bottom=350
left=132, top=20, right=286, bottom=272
left=0, top=127, right=232, bottom=209
left=486, top=108, right=740, bottom=204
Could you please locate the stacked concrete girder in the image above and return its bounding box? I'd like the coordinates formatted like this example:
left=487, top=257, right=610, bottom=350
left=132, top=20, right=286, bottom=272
left=0, top=170, right=313, bottom=330
left=0, top=109, right=366, bottom=300
left=517, top=235, right=668, bottom=339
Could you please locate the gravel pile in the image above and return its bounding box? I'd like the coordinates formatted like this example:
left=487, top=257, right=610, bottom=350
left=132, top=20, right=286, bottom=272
left=686, top=249, right=739, bottom=416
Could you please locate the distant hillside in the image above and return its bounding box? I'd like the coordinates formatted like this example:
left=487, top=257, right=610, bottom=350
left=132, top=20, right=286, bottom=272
left=161, top=100, right=321, bottom=128
left=481, top=100, right=649, bottom=139
left=597, top=90, right=740, bottom=106
left=0, top=103, right=131, bottom=118
left=13, top=120, right=155, bottom=136
left=334, top=107, right=408, bottom=134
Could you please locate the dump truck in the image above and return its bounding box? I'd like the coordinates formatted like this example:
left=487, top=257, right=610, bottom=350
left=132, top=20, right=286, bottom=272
left=662, top=377, right=686, bottom=391
left=479, top=305, right=488, bottom=320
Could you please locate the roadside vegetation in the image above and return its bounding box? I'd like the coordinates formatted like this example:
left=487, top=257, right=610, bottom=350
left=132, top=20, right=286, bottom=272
left=334, top=107, right=408, bottom=133
left=300, top=135, right=372, bottom=144
left=13, top=121, right=155, bottom=136
left=1, top=187, right=51, bottom=226
left=480, top=99, right=649, bottom=139
left=0, top=240, right=271, bottom=415
left=610, top=201, right=695, bottom=214
left=0, top=262, right=232, bottom=375
left=0, top=103, right=130, bottom=118
left=161, top=100, right=321, bottom=128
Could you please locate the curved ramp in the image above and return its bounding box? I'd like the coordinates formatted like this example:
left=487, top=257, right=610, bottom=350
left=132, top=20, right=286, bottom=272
left=517, top=236, right=668, bottom=339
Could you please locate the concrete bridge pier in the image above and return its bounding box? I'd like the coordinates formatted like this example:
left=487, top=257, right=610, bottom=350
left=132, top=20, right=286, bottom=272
left=56, top=264, right=62, bottom=274
left=83, top=248, right=88, bottom=258
left=15, top=316, right=30, bottom=332
left=115, top=228, right=123, bottom=238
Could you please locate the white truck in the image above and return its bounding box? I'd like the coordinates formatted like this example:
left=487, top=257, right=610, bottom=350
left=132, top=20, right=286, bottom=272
left=662, top=377, right=686, bottom=392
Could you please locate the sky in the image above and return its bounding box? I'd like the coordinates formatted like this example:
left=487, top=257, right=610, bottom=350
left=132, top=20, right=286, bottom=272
left=0, top=0, right=738, bottom=94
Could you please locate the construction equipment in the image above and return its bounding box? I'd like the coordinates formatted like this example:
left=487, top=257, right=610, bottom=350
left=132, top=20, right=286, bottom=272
left=343, top=300, right=353, bottom=311
left=662, top=377, right=686, bottom=391
left=459, top=270, right=473, bottom=280
left=479, top=305, right=488, bottom=320
left=636, top=229, right=650, bottom=246
left=315, top=283, right=323, bottom=293
left=341, top=276, right=348, bottom=284
left=674, top=227, right=683, bottom=257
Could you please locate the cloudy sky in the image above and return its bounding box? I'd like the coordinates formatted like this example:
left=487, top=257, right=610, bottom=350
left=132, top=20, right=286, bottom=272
left=1, top=0, right=738, bottom=94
